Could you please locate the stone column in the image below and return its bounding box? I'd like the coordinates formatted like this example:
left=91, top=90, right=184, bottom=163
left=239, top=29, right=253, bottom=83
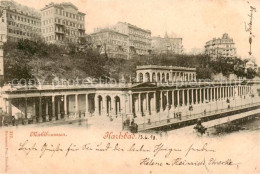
left=151, top=92, right=157, bottom=115
left=145, top=93, right=149, bottom=115
left=7, top=99, right=12, bottom=117
left=64, top=95, right=68, bottom=119
left=57, top=99, right=61, bottom=120
left=38, top=97, right=43, bottom=122
left=216, top=88, right=219, bottom=100
left=94, top=95, right=99, bottom=116
left=85, top=94, right=89, bottom=116
left=45, top=99, right=49, bottom=121
left=182, top=90, right=185, bottom=106
left=112, top=96, right=117, bottom=116
left=207, top=88, right=210, bottom=101
left=129, top=92, right=133, bottom=114
left=138, top=93, right=142, bottom=116
left=171, top=90, right=175, bottom=109
left=25, top=98, right=28, bottom=119
left=211, top=88, right=214, bottom=101
left=199, top=89, right=202, bottom=104
left=32, top=98, right=36, bottom=117
left=166, top=91, right=169, bottom=109
left=160, top=91, right=164, bottom=112
left=203, top=88, right=206, bottom=102
left=76, top=94, right=79, bottom=117
left=103, top=95, right=107, bottom=116
left=191, top=89, right=194, bottom=104
left=51, top=96, right=55, bottom=121
left=187, top=89, right=190, bottom=105
left=176, top=90, right=179, bottom=106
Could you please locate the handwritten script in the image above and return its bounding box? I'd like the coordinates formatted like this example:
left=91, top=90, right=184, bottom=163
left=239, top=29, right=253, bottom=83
left=17, top=139, right=239, bottom=169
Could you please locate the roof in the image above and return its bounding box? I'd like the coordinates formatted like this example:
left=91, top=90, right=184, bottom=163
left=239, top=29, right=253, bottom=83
left=117, top=22, right=151, bottom=33
left=90, top=28, right=129, bottom=37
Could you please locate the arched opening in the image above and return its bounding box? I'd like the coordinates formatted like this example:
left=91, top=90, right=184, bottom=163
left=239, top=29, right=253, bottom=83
left=157, top=73, right=160, bottom=82
left=145, top=72, right=150, bottom=82
left=162, top=73, right=165, bottom=83
left=152, top=72, right=156, bottom=82
left=106, top=96, right=111, bottom=116
left=115, top=96, right=121, bottom=116
left=138, top=73, right=143, bottom=82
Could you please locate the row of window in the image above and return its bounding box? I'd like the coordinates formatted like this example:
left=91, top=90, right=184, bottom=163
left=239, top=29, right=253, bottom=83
left=6, top=12, right=40, bottom=25
left=41, top=18, right=84, bottom=29
left=7, top=21, right=40, bottom=32
left=7, top=28, right=37, bottom=37
left=129, top=41, right=150, bottom=49
left=44, top=35, right=79, bottom=43
left=7, top=36, right=33, bottom=42
left=129, top=28, right=150, bottom=38
left=42, top=8, right=84, bottom=21
left=129, top=36, right=150, bottom=44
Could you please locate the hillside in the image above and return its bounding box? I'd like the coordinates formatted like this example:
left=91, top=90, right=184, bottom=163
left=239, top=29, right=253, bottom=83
left=2, top=40, right=256, bottom=85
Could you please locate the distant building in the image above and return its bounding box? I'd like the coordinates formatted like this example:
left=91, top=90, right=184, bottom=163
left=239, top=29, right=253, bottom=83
left=40, top=2, right=85, bottom=44
left=113, top=22, right=152, bottom=57
left=90, top=29, right=129, bottom=59
left=205, top=33, right=236, bottom=60
left=0, top=0, right=41, bottom=42
left=91, top=22, right=152, bottom=59
left=151, top=33, right=183, bottom=55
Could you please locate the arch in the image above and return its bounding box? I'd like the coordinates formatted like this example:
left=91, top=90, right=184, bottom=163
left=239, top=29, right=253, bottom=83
left=145, top=72, right=150, bottom=82
left=162, top=73, right=165, bottom=83
left=157, top=73, right=160, bottom=82
left=114, top=96, right=121, bottom=116
left=106, top=96, right=112, bottom=116
left=152, top=72, right=156, bottom=82
left=138, top=73, right=143, bottom=82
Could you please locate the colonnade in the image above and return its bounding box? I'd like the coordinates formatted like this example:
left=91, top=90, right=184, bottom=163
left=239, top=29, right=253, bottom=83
left=4, top=93, right=128, bottom=122
left=137, top=71, right=196, bottom=83
left=131, top=85, right=253, bottom=117
left=3, top=85, right=255, bottom=123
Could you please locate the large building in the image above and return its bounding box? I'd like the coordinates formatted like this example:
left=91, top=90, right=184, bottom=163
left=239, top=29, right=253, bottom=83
left=0, top=0, right=41, bottom=42
left=205, top=33, right=237, bottom=60
left=113, top=22, right=152, bottom=57
left=90, top=29, right=129, bottom=59
left=91, top=22, right=152, bottom=59
left=40, top=2, right=85, bottom=44
left=151, top=33, right=183, bottom=55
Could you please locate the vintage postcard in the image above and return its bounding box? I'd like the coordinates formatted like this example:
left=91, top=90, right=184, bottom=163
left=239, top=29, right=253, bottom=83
left=0, top=0, right=260, bottom=173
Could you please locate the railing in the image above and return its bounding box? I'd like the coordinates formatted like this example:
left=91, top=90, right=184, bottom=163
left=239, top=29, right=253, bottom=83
left=138, top=100, right=260, bottom=131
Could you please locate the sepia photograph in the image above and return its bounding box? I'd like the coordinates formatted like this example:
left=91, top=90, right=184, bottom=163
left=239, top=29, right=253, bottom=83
left=0, top=0, right=259, bottom=173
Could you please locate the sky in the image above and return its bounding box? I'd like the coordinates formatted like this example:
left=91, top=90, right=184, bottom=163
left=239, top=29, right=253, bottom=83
left=11, top=0, right=260, bottom=64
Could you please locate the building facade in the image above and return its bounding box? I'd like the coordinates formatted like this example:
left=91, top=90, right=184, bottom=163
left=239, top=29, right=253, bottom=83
left=40, top=2, right=85, bottom=44
left=90, top=29, right=129, bottom=59
left=151, top=33, right=183, bottom=55
left=205, top=33, right=237, bottom=60
left=0, top=0, right=41, bottom=42
left=113, top=22, right=152, bottom=57
left=90, top=22, right=151, bottom=59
